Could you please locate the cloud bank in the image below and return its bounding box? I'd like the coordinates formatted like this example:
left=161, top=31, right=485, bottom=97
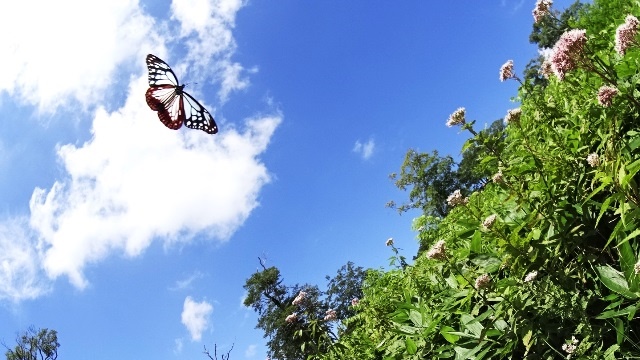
left=0, top=0, right=281, bottom=301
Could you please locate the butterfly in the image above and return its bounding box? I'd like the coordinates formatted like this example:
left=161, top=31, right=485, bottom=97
left=145, top=54, right=218, bottom=134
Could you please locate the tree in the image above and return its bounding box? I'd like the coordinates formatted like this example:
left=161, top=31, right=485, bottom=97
left=388, top=119, right=504, bottom=219
left=243, top=259, right=366, bottom=359
left=4, top=327, right=59, bottom=360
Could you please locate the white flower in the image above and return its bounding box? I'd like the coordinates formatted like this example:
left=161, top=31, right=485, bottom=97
left=524, top=270, right=538, bottom=283
left=586, top=153, right=600, bottom=167
left=492, top=170, right=504, bottom=183
left=446, top=107, right=466, bottom=127
left=446, top=189, right=469, bottom=207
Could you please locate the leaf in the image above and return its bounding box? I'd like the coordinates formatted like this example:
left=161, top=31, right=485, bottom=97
left=596, top=265, right=639, bottom=299
left=440, top=326, right=460, bottom=343
left=522, top=329, right=533, bottom=351
left=470, top=231, right=482, bottom=253
left=604, top=344, right=620, bottom=359
left=405, top=338, right=417, bottom=355
left=409, top=309, right=423, bottom=327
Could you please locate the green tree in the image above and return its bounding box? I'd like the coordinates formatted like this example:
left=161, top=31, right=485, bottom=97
left=388, top=119, right=504, bottom=219
left=4, top=327, right=59, bottom=360
left=243, top=259, right=366, bottom=359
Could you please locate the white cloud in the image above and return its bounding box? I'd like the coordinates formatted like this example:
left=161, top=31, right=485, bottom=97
left=181, top=296, right=213, bottom=341
left=244, top=344, right=257, bottom=358
left=171, top=0, right=253, bottom=102
left=0, top=218, right=50, bottom=302
left=353, top=138, right=375, bottom=160
left=170, top=271, right=206, bottom=291
left=0, top=0, right=159, bottom=111
left=28, top=77, right=281, bottom=288
left=0, top=0, right=281, bottom=300
left=174, top=338, right=184, bottom=354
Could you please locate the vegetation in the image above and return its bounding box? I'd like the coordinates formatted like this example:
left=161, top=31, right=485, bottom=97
left=245, top=0, right=640, bottom=358
left=4, top=327, right=59, bottom=360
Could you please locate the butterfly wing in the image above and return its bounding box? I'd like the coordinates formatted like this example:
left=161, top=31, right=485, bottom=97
left=146, top=54, right=179, bottom=87
left=145, top=86, right=183, bottom=130
left=145, top=54, right=218, bottom=134
left=181, top=92, right=219, bottom=134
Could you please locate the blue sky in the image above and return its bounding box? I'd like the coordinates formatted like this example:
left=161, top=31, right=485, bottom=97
left=0, top=0, right=576, bottom=359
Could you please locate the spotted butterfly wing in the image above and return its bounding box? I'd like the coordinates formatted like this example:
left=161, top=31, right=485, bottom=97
left=145, top=54, right=218, bottom=134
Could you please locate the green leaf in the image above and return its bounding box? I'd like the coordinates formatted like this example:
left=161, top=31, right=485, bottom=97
left=596, top=265, right=639, bottom=299
left=440, top=326, right=459, bottom=343
left=405, top=338, right=417, bottom=355
left=604, top=344, right=620, bottom=359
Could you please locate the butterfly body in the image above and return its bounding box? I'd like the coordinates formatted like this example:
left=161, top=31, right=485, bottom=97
left=145, top=54, right=218, bottom=134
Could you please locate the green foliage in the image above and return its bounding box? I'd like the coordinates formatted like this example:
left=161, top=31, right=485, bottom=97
left=243, top=259, right=366, bottom=359
left=303, top=0, right=640, bottom=358
left=4, top=327, right=59, bottom=360
left=388, top=120, right=504, bottom=221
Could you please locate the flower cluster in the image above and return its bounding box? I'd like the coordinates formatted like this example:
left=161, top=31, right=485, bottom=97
left=324, top=308, right=337, bottom=321
left=426, top=240, right=447, bottom=260
left=351, top=297, right=360, bottom=306
left=635, top=261, right=640, bottom=275
left=586, top=153, right=600, bottom=167
left=482, top=214, right=497, bottom=229
left=615, top=15, right=640, bottom=56
left=597, top=85, right=619, bottom=107
left=550, top=29, right=587, bottom=80
left=447, top=189, right=468, bottom=207
left=492, top=170, right=504, bottom=183
left=499, top=60, right=515, bottom=82
left=562, top=336, right=579, bottom=358
left=292, top=291, right=307, bottom=306
left=385, top=238, right=394, bottom=246
left=532, top=0, right=552, bottom=23
left=504, top=108, right=522, bottom=124
left=475, top=274, right=491, bottom=289
left=539, top=59, right=554, bottom=79
left=524, top=270, right=538, bottom=283
left=285, top=313, right=297, bottom=323
left=446, top=107, right=466, bottom=127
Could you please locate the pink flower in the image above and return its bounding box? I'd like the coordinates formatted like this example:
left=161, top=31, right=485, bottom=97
left=324, top=308, right=337, bottom=321
left=475, top=274, right=491, bottom=289
left=351, top=297, right=360, bottom=306
left=532, top=0, right=553, bottom=23
left=615, top=15, right=640, bottom=56
left=499, top=60, right=515, bottom=82
left=597, top=85, right=619, bottom=107
left=446, top=107, right=466, bottom=127
left=550, top=29, right=587, bottom=80
left=539, top=59, right=554, bottom=79
left=426, top=240, right=447, bottom=260
left=285, top=313, right=297, bottom=323
left=292, top=291, right=307, bottom=306
left=482, top=214, right=497, bottom=229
